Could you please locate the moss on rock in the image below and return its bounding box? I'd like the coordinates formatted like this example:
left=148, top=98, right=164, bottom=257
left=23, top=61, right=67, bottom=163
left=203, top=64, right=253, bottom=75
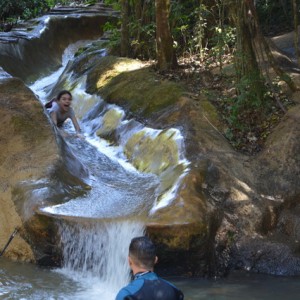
left=86, top=56, right=184, bottom=117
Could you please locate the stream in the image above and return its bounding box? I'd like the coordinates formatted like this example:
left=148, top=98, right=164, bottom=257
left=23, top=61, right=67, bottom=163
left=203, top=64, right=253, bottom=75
left=1, top=39, right=300, bottom=300
left=1, top=257, right=300, bottom=299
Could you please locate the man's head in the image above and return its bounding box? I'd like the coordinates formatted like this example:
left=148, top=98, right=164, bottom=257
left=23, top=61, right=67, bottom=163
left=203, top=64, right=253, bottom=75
left=128, top=236, right=158, bottom=272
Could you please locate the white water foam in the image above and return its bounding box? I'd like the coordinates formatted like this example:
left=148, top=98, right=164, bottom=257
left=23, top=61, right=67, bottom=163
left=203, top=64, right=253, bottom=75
left=56, top=220, right=145, bottom=300
left=30, top=40, right=190, bottom=212
left=28, top=40, right=189, bottom=297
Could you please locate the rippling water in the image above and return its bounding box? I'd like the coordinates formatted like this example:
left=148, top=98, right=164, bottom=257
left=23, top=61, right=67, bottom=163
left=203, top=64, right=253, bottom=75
left=1, top=259, right=300, bottom=300
left=173, top=272, right=300, bottom=299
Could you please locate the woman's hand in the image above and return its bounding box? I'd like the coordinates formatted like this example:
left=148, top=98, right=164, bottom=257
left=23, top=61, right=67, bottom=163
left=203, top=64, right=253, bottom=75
left=75, top=132, right=85, bottom=139
left=59, top=129, right=70, bottom=138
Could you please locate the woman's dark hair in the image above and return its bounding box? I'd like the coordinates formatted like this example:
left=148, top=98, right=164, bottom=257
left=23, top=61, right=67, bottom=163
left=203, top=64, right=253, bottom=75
left=57, top=90, right=72, bottom=101
left=129, top=236, right=156, bottom=269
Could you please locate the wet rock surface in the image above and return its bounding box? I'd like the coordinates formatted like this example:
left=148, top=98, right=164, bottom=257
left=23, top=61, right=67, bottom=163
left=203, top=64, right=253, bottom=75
left=0, top=74, right=58, bottom=262
left=1, top=8, right=300, bottom=276
left=76, top=53, right=300, bottom=276
left=0, top=6, right=104, bottom=264
left=0, top=3, right=116, bottom=83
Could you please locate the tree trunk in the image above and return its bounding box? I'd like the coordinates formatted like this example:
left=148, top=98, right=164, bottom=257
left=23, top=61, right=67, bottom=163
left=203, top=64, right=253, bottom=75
left=292, top=0, right=300, bottom=65
left=133, top=0, right=147, bottom=58
left=155, top=0, right=177, bottom=70
left=232, top=0, right=265, bottom=101
left=120, top=0, right=130, bottom=57
left=229, top=0, right=297, bottom=110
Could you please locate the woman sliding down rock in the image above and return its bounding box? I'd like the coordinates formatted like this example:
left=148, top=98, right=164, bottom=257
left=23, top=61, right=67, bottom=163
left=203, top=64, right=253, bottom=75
left=46, top=90, right=83, bottom=138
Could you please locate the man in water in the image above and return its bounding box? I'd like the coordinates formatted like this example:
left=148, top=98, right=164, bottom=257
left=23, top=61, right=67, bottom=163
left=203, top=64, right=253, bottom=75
left=116, top=236, right=184, bottom=300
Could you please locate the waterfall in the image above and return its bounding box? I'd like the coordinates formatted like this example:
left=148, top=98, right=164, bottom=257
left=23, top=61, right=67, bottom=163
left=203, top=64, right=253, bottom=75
left=29, top=40, right=149, bottom=298
left=29, top=39, right=189, bottom=298
left=56, top=219, right=145, bottom=299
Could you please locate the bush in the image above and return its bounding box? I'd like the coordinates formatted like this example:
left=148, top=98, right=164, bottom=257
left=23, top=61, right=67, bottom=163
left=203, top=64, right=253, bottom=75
left=0, top=0, right=49, bottom=20
left=0, top=0, right=93, bottom=31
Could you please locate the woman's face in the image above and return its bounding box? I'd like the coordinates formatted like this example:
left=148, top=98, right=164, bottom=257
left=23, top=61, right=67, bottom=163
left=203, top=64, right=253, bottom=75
left=57, top=93, right=72, bottom=112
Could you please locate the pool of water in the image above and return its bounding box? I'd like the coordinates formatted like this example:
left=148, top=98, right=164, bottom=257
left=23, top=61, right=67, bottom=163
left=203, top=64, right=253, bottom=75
left=1, top=258, right=300, bottom=300
left=173, top=272, right=300, bottom=299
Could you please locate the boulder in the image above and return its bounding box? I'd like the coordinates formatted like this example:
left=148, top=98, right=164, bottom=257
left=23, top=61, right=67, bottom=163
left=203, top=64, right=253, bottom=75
left=0, top=75, right=58, bottom=262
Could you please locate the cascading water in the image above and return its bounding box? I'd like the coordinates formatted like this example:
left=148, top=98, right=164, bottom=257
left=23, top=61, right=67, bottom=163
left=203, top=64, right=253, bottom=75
left=29, top=39, right=189, bottom=298
left=57, top=220, right=145, bottom=299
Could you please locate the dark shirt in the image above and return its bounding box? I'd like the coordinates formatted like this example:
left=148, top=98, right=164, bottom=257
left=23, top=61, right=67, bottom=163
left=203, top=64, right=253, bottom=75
left=115, top=271, right=184, bottom=300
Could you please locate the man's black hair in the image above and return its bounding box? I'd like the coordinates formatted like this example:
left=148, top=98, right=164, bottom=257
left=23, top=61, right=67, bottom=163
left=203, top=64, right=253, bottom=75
left=129, top=236, right=156, bottom=269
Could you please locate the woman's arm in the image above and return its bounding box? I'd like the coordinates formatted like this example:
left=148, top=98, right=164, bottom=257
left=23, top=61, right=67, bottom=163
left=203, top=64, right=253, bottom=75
left=71, top=115, right=81, bottom=133
left=70, top=115, right=82, bottom=135
left=50, top=111, right=58, bottom=126
left=50, top=111, right=68, bottom=137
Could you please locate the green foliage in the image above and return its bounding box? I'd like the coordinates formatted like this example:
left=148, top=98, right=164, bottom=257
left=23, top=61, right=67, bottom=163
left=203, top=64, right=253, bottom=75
left=84, top=0, right=97, bottom=5
left=170, top=1, right=200, bottom=54
left=102, top=0, right=233, bottom=60
left=221, top=76, right=293, bottom=154
left=255, top=0, right=300, bottom=35
left=103, top=20, right=121, bottom=52
left=226, top=72, right=268, bottom=127
left=0, top=0, right=50, bottom=21
left=189, top=4, right=209, bottom=58
left=101, top=1, right=237, bottom=61
left=220, top=71, right=280, bottom=153
left=44, top=0, right=55, bottom=7
left=209, top=25, right=236, bottom=62
left=0, top=0, right=94, bottom=27
left=103, top=0, right=120, bottom=11
left=170, top=1, right=236, bottom=61
left=103, top=0, right=156, bottom=59
left=129, top=21, right=156, bottom=59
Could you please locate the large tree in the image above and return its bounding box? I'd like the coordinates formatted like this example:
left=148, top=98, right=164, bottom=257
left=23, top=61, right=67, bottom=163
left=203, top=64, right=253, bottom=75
left=229, top=0, right=266, bottom=103
left=155, top=0, right=177, bottom=70
left=120, top=0, right=129, bottom=57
